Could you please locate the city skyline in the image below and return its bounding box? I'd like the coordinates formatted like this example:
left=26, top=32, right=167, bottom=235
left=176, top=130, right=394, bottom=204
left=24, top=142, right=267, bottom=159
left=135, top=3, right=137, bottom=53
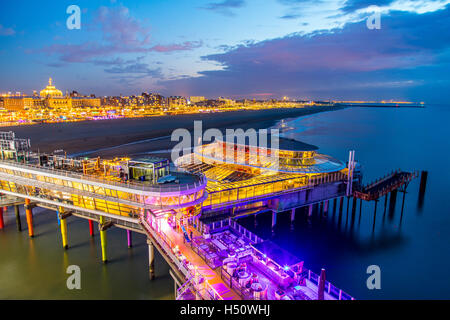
left=0, top=0, right=449, bottom=103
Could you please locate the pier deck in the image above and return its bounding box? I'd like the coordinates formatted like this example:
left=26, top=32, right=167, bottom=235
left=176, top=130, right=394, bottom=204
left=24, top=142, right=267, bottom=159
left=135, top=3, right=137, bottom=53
left=354, top=170, right=418, bottom=201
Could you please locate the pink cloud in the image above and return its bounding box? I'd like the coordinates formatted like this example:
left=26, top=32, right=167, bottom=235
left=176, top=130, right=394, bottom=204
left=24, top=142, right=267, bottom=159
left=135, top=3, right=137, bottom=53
left=0, top=24, right=15, bottom=36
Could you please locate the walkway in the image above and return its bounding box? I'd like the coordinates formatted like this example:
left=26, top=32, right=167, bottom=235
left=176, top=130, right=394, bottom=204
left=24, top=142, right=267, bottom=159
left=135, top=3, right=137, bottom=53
left=154, top=218, right=241, bottom=300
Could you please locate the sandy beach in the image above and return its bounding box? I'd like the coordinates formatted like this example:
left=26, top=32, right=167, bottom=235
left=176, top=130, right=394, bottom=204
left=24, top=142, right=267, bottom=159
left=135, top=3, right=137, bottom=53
left=1, top=106, right=342, bottom=157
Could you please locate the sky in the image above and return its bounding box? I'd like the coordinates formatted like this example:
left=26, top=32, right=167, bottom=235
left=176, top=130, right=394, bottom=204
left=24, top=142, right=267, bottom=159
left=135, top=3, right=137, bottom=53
left=0, top=0, right=449, bottom=103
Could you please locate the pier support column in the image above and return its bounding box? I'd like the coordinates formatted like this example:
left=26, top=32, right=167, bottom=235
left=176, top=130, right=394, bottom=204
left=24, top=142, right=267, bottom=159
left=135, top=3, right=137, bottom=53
left=60, top=215, right=68, bottom=250
left=323, top=201, right=329, bottom=217
left=318, top=269, right=326, bottom=300
left=0, top=207, right=4, bottom=229
left=351, top=197, right=357, bottom=222
left=308, top=204, right=313, bottom=217
left=56, top=208, right=61, bottom=226
left=339, top=197, right=344, bottom=216
left=346, top=197, right=350, bottom=217
left=290, top=208, right=296, bottom=222
left=358, top=199, right=363, bottom=225
left=25, top=199, right=34, bottom=238
left=99, top=216, right=108, bottom=263
left=271, top=211, right=277, bottom=229
left=417, top=171, right=428, bottom=211
left=148, top=240, right=155, bottom=280
left=290, top=208, right=296, bottom=231
left=127, top=230, right=132, bottom=248
left=373, top=200, right=378, bottom=232
left=89, top=220, right=94, bottom=237
left=14, top=205, right=21, bottom=232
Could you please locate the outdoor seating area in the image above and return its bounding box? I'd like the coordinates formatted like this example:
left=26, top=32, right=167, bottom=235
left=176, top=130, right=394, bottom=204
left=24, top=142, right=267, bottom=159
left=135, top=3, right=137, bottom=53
left=191, top=229, right=253, bottom=269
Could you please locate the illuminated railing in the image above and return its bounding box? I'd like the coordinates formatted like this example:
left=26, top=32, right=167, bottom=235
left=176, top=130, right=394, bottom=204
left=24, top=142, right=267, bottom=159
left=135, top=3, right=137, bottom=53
left=229, top=219, right=264, bottom=244
left=140, top=214, right=225, bottom=300
left=0, top=159, right=207, bottom=194
left=302, top=269, right=354, bottom=300
left=203, top=171, right=348, bottom=208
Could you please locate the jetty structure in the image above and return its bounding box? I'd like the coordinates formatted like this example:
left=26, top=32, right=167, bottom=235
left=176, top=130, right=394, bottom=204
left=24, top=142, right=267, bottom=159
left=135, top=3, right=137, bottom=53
left=0, top=130, right=417, bottom=300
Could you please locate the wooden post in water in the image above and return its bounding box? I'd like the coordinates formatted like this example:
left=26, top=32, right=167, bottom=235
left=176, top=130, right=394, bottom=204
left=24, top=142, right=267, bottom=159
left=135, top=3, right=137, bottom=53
left=14, top=205, right=21, bottom=232
left=338, top=197, right=344, bottom=227
left=323, top=200, right=329, bottom=217
left=372, top=200, right=378, bottom=232
left=358, top=199, right=363, bottom=226
left=417, top=171, right=428, bottom=212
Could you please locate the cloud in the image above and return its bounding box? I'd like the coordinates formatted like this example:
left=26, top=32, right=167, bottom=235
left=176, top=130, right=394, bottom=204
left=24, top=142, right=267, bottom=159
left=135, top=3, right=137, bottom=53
left=279, top=13, right=302, bottom=20
left=149, top=41, right=203, bottom=53
left=0, top=24, right=15, bottom=36
left=159, top=6, right=450, bottom=102
left=40, top=6, right=202, bottom=64
left=341, top=0, right=395, bottom=12
left=202, top=0, right=245, bottom=16
left=96, top=6, right=150, bottom=46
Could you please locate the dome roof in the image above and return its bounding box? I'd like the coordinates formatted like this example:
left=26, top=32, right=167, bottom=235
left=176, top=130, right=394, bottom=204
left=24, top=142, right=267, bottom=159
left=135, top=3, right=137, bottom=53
left=40, top=78, right=63, bottom=97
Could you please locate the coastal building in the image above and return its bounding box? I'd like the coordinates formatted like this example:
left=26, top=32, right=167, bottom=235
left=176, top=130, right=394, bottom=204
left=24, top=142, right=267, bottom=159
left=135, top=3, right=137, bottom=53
left=168, top=96, right=187, bottom=108
left=0, top=78, right=101, bottom=112
left=176, top=133, right=350, bottom=226
left=71, top=97, right=101, bottom=108
left=39, top=77, right=63, bottom=97
left=190, top=96, right=206, bottom=104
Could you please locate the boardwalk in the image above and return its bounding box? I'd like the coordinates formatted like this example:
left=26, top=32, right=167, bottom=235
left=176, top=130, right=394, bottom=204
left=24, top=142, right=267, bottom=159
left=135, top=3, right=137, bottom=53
left=354, top=170, right=418, bottom=201
left=160, top=219, right=241, bottom=300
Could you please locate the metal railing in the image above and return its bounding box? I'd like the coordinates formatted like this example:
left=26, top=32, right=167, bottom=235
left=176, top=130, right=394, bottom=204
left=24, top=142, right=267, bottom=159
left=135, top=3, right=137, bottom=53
left=0, top=159, right=207, bottom=194
left=140, top=216, right=225, bottom=300
left=229, top=219, right=264, bottom=244
left=205, top=171, right=348, bottom=209
left=302, top=268, right=354, bottom=300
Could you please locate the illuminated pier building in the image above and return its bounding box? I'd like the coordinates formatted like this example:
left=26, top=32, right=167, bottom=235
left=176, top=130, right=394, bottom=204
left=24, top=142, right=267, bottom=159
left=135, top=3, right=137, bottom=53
left=0, top=131, right=356, bottom=300
left=176, top=134, right=352, bottom=227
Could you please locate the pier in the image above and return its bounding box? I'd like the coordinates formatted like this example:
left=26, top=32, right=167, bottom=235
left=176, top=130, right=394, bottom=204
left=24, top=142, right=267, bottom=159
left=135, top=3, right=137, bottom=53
left=0, top=131, right=355, bottom=300
left=354, top=170, right=418, bottom=201
left=353, top=170, right=419, bottom=231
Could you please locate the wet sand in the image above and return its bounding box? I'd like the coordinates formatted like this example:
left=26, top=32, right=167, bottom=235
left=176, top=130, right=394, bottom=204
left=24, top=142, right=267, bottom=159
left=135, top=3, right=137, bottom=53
left=1, top=106, right=342, bottom=156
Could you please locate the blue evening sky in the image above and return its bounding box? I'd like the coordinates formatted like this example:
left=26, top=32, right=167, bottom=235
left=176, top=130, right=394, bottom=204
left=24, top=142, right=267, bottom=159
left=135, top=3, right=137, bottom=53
left=0, top=0, right=449, bottom=103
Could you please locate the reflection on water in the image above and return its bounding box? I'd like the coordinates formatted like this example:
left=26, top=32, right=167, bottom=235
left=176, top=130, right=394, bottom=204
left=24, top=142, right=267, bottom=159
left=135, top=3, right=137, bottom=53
left=0, top=206, right=172, bottom=299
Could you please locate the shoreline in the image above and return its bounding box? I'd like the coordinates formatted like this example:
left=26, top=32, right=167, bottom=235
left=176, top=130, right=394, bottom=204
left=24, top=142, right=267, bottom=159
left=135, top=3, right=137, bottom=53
left=2, top=106, right=344, bottom=156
